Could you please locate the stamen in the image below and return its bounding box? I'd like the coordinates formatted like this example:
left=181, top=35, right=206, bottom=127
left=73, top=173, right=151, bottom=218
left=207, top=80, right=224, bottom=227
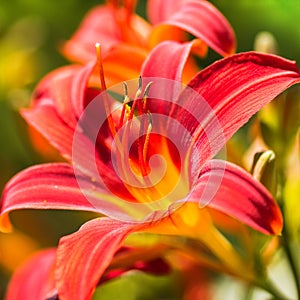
left=135, top=76, right=143, bottom=99
left=127, top=76, right=142, bottom=120
left=137, top=111, right=152, bottom=178
left=143, top=112, right=152, bottom=163
left=95, top=43, right=107, bottom=92
left=123, top=81, right=129, bottom=101
left=143, top=82, right=152, bottom=98
left=118, top=82, right=130, bottom=129
left=135, top=76, right=144, bottom=115
left=142, top=81, right=153, bottom=111
left=95, top=43, right=116, bottom=137
left=117, top=78, right=156, bottom=189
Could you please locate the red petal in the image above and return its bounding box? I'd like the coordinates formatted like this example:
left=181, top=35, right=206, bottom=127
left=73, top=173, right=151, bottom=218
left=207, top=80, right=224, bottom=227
left=24, top=64, right=123, bottom=187
left=22, top=77, right=136, bottom=214
left=147, top=0, right=184, bottom=24
left=102, top=43, right=148, bottom=86
left=22, top=104, right=76, bottom=161
left=148, top=0, right=236, bottom=56
left=189, top=52, right=300, bottom=141
left=141, top=40, right=194, bottom=82
left=0, top=163, right=100, bottom=231
left=31, top=65, right=79, bottom=126
left=31, top=62, right=95, bottom=124
left=188, top=160, right=283, bottom=235
left=70, top=61, right=96, bottom=118
left=100, top=249, right=170, bottom=284
left=63, top=5, right=151, bottom=63
left=26, top=63, right=94, bottom=160
left=62, top=5, right=123, bottom=62
left=22, top=100, right=115, bottom=183
left=56, top=218, right=139, bottom=300
left=141, top=41, right=197, bottom=116
left=5, top=249, right=57, bottom=300
left=173, top=51, right=300, bottom=168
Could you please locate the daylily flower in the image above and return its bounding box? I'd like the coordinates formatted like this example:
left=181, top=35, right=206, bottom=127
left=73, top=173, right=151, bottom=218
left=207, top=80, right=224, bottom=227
left=1, top=42, right=300, bottom=299
left=62, top=0, right=236, bottom=85
left=28, top=0, right=236, bottom=158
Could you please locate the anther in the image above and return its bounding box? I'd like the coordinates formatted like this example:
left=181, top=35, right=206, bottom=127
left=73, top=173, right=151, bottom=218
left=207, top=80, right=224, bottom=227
left=143, top=82, right=153, bottom=99
left=118, top=82, right=131, bottom=129
left=122, top=82, right=129, bottom=103
left=142, top=81, right=153, bottom=110
left=135, top=76, right=143, bottom=99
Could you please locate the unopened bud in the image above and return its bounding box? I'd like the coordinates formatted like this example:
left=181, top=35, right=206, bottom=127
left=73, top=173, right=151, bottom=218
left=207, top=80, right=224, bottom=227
left=254, top=31, right=278, bottom=54
left=251, top=150, right=277, bottom=196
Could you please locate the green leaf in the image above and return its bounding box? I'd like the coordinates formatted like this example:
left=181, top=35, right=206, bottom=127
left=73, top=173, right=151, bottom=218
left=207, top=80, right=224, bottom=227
left=92, top=271, right=181, bottom=300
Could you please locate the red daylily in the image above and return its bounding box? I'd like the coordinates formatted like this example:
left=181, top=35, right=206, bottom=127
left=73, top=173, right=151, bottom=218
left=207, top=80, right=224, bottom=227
left=1, top=43, right=300, bottom=299
left=28, top=0, right=236, bottom=157
left=62, top=0, right=236, bottom=85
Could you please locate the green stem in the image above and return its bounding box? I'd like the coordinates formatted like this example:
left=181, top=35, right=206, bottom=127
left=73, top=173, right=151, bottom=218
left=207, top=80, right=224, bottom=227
left=244, top=285, right=254, bottom=300
left=282, top=227, right=300, bottom=300
left=278, top=167, right=300, bottom=299
left=254, top=278, right=289, bottom=300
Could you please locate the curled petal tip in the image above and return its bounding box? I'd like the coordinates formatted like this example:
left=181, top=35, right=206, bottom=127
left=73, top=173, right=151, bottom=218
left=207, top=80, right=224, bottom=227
left=269, top=206, right=283, bottom=236
left=148, top=0, right=236, bottom=57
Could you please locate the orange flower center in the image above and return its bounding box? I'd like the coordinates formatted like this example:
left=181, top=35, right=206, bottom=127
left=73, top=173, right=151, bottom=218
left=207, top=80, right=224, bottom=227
left=96, top=44, right=190, bottom=215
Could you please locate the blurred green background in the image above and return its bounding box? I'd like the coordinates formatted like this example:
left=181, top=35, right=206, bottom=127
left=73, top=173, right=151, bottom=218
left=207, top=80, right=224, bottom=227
left=0, top=0, right=299, bottom=298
